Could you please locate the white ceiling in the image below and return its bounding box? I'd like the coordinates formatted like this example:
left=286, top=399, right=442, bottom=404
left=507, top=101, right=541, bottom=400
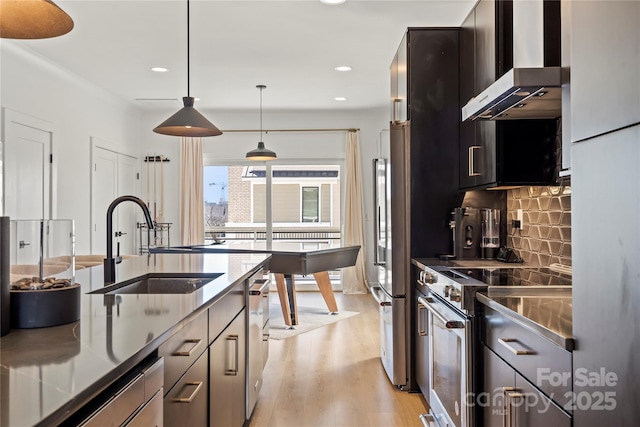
left=8, top=0, right=476, bottom=113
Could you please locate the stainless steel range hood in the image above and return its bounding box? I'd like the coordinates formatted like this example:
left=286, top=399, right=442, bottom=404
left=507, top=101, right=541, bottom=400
left=462, top=67, right=562, bottom=121
left=462, top=0, right=562, bottom=122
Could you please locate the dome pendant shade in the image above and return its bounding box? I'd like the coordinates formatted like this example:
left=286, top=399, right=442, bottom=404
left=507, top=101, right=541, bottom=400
left=246, top=84, right=276, bottom=161
left=246, top=142, right=277, bottom=161
left=153, top=97, right=222, bottom=137
left=0, top=0, right=74, bottom=39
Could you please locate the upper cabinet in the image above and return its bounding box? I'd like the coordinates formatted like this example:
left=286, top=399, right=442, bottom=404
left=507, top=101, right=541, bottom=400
left=390, top=33, right=408, bottom=124
left=459, top=0, right=559, bottom=190
left=570, top=1, right=640, bottom=142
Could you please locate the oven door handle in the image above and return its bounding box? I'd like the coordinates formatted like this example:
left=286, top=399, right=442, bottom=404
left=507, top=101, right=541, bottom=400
left=418, top=296, right=465, bottom=329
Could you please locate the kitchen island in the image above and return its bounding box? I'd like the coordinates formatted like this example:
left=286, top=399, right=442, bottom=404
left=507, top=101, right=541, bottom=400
left=0, top=252, right=270, bottom=426
left=152, top=241, right=360, bottom=327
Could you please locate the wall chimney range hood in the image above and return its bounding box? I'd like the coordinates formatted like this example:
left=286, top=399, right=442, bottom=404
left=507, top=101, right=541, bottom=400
left=462, top=0, right=562, bottom=122
left=462, top=67, right=562, bottom=121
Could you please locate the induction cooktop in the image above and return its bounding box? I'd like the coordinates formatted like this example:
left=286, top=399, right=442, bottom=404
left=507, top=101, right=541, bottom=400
left=452, top=266, right=572, bottom=286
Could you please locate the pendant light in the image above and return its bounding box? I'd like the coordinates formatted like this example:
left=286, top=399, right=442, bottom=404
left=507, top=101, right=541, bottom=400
left=153, top=0, right=222, bottom=137
left=0, top=0, right=74, bottom=39
left=246, top=85, right=277, bottom=161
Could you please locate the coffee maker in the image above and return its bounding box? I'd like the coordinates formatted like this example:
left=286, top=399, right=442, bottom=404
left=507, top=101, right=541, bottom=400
left=481, top=208, right=500, bottom=259
left=450, top=207, right=481, bottom=259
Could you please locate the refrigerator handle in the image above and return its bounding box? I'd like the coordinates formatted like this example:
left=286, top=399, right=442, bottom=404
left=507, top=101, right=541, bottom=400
left=370, top=287, right=392, bottom=307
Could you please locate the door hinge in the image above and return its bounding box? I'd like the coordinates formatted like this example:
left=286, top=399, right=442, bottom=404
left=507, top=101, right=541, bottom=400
left=137, top=172, right=140, bottom=180
left=49, top=154, right=53, bottom=163
left=94, top=164, right=97, bottom=171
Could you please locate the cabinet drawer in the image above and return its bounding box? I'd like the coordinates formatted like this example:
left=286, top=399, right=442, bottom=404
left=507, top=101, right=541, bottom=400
left=515, top=371, right=571, bottom=426
left=159, top=313, right=207, bottom=391
left=127, top=389, right=163, bottom=427
left=209, top=280, right=245, bottom=344
left=483, top=305, right=572, bottom=405
left=82, top=373, right=145, bottom=427
left=164, top=350, right=208, bottom=427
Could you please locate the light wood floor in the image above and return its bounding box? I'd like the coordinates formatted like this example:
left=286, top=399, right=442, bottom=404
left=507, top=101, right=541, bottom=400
left=249, top=292, right=429, bottom=427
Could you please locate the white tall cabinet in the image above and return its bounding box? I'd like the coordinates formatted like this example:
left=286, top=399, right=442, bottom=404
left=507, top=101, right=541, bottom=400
left=571, top=2, right=640, bottom=426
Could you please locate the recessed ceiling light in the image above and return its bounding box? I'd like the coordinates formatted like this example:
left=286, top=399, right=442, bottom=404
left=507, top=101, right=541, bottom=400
left=151, top=67, right=169, bottom=73
left=320, top=0, right=346, bottom=5
left=334, top=65, right=352, bottom=72
left=334, top=97, right=347, bottom=101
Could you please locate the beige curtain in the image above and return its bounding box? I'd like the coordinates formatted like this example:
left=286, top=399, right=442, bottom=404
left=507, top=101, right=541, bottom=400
left=180, top=137, right=204, bottom=245
left=342, top=131, right=368, bottom=294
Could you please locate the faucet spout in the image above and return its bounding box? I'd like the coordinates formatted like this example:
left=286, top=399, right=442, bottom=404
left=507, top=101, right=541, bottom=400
left=104, top=195, right=154, bottom=283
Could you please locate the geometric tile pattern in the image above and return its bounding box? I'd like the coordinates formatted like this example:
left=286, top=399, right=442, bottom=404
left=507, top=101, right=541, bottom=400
left=506, top=186, right=572, bottom=267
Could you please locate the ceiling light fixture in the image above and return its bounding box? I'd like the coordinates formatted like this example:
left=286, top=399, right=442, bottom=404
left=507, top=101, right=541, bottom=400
left=0, top=0, right=74, bottom=39
left=153, top=0, right=222, bottom=138
left=334, top=97, right=347, bottom=101
left=151, top=67, right=169, bottom=73
left=320, top=0, right=346, bottom=5
left=246, top=85, right=277, bottom=161
left=334, top=66, right=352, bottom=72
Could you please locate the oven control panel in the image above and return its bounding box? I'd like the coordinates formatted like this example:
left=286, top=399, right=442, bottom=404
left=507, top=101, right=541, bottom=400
left=418, top=265, right=486, bottom=314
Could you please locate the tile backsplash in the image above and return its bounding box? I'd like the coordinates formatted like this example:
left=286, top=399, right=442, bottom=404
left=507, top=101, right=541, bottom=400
left=507, top=186, right=572, bottom=267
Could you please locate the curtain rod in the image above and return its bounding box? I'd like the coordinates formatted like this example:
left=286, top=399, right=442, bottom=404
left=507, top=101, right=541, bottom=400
left=221, top=128, right=359, bottom=134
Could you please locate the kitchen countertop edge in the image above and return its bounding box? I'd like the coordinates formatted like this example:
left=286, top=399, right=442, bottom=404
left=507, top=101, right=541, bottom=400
left=476, top=292, right=575, bottom=351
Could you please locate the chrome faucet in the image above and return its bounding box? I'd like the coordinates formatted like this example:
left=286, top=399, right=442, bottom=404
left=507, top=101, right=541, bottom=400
left=104, top=195, right=154, bottom=283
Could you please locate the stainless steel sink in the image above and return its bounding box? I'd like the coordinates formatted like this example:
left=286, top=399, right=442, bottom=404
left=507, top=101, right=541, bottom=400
left=89, top=274, right=224, bottom=295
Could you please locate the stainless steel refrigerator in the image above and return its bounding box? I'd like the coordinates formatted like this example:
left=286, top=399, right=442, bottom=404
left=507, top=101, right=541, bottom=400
left=371, top=123, right=413, bottom=390
left=372, top=28, right=464, bottom=391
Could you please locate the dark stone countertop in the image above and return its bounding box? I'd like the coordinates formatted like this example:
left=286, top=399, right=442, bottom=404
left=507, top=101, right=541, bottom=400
left=0, top=252, right=269, bottom=427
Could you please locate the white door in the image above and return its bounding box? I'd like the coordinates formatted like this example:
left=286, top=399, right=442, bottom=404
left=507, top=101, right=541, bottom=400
left=3, top=117, right=51, bottom=220
left=92, top=147, right=117, bottom=255
left=91, top=146, right=139, bottom=256
left=116, top=154, right=139, bottom=255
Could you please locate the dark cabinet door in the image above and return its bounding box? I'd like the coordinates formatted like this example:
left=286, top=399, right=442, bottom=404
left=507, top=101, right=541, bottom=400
left=164, top=350, right=208, bottom=427
left=459, top=9, right=478, bottom=189
left=482, top=346, right=515, bottom=427
left=391, top=32, right=408, bottom=123
left=210, top=309, right=246, bottom=427
left=515, top=372, right=572, bottom=427
left=483, top=346, right=572, bottom=427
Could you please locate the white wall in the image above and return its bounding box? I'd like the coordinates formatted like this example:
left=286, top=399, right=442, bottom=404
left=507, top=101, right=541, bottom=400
left=1, top=41, right=389, bottom=285
left=1, top=42, right=143, bottom=254
left=142, top=108, right=390, bottom=285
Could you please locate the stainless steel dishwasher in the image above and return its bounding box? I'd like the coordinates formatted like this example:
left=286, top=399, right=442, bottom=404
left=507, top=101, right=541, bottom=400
left=247, top=275, right=270, bottom=419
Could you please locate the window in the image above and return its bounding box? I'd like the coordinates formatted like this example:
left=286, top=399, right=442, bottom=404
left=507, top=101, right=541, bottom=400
left=301, top=187, right=319, bottom=222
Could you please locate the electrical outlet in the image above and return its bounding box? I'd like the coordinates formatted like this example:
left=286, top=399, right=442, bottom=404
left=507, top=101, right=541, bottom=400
left=516, top=209, right=524, bottom=230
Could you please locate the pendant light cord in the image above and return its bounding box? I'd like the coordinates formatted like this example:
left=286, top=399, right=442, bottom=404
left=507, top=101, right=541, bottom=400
left=187, top=0, right=190, bottom=97
left=259, top=86, right=263, bottom=141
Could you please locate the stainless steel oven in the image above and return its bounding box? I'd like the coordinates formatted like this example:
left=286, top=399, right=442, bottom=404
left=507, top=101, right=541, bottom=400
left=419, top=294, right=471, bottom=427
left=415, top=264, right=487, bottom=427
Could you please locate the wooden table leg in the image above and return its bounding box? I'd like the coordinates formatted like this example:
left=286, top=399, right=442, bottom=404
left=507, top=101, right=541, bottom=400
left=275, top=273, right=298, bottom=327
left=313, top=271, right=338, bottom=314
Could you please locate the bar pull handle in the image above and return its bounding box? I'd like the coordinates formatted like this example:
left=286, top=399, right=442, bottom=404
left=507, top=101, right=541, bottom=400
left=371, top=287, right=392, bottom=307
left=419, top=413, right=439, bottom=427
left=172, top=339, right=202, bottom=357
left=393, top=98, right=402, bottom=123
left=504, top=389, right=524, bottom=427
left=468, top=145, right=481, bottom=176
left=417, top=303, right=428, bottom=336
left=498, top=338, right=535, bottom=355
left=418, top=296, right=465, bottom=329
left=226, top=334, right=239, bottom=376
left=173, top=381, right=204, bottom=403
